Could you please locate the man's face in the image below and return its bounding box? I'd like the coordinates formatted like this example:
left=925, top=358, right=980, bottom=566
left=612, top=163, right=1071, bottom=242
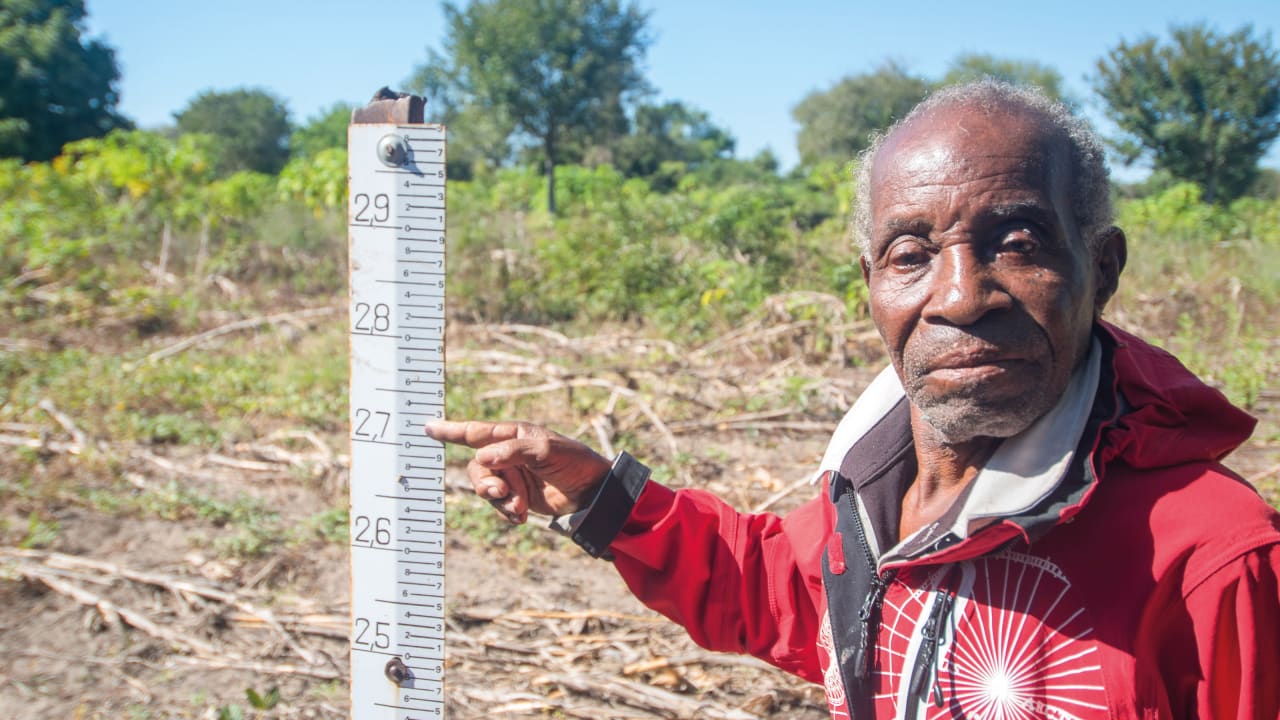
left=862, top=105, right=1107, bottom=444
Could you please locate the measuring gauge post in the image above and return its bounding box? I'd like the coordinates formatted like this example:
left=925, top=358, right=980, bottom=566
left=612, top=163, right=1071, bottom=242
left=349, top=119, right=447, bottom=719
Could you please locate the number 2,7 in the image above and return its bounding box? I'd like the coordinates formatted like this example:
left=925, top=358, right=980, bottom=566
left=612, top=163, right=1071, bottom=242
left=354, top=408, right=390, bottom=440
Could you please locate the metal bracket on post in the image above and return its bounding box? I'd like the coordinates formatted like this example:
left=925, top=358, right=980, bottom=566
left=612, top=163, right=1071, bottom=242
left=351, top=87, right=426, bottom=125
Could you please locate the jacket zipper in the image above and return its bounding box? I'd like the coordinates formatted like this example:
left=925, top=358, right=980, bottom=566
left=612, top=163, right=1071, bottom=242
left=846, top=492, right=896, bottom=680
left=907, top=581, right=956, bottom=716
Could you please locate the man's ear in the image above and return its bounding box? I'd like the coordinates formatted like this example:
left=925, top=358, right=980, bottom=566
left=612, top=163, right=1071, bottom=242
left=860, top=254, right=871, bottom=285
left=1093, top=226, right=1127, bottom=317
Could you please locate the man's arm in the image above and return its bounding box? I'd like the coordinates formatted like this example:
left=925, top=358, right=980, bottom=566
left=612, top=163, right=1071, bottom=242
left=1151, top=542, right=1280, bottom=719
left=609, top=481, right=832, bottom=682
left=1184, top=543, right=1280, bottom=719
left=428, top=419, right=833, bottom=682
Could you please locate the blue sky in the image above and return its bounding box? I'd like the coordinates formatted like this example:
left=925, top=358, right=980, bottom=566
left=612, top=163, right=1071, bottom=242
left=88, top=0, right=1278, bottom=172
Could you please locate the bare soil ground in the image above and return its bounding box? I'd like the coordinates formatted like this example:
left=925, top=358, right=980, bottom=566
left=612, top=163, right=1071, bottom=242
left=1, top=316, right=1275, bottom=719
left=0, top=425, right=836, bottom=719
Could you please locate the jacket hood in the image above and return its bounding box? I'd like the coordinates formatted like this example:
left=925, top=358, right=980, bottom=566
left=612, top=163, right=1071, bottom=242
left=1101, top=322, right=1256, bottom=470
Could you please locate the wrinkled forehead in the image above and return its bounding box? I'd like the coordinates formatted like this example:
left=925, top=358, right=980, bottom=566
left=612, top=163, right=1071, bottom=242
left=870, top=103, right=1069, bottom=196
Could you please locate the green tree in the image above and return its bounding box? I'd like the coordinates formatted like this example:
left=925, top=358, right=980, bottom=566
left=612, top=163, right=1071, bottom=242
left=405, top=49, right=515, bottom=180
left=942, top=53, right=1067, bottom=102
left=612, top=100, right=734, bottom=185
left=791, top=61, right=930, bottom=167
left=425, top=0, right=651, bottom=212
left=0, top=0, right=130, bottom=161
left=1093, top=23, right=1280, bottom=204
left=174, top=87, right=292, bottom=175
left=290, top=102, right=354, bottom=158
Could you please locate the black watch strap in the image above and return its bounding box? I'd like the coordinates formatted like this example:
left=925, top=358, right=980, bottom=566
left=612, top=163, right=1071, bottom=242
left=549, top=451, right=650, bottom=559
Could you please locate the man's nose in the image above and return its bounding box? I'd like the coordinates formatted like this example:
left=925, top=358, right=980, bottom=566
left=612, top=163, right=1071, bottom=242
left=921, top=245, right=1013, bottom=326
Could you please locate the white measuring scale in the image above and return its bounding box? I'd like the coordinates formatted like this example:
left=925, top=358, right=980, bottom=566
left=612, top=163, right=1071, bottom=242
left=348, top=103, right=447, bottom=719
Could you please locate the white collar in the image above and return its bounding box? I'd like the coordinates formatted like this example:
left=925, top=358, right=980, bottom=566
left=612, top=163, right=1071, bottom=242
left=814, top=341, right=1102, bottom=544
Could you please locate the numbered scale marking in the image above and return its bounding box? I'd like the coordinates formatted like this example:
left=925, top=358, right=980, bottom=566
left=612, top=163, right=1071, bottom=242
left=349, top=123, right=447, bottom=720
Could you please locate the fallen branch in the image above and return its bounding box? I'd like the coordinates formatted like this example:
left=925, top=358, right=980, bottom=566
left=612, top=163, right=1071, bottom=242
left=204, top=452, right=286, bottom=474
left=535, top=671, right=761, bottom=720
left=0, top=433, right=83, bottom=455
left=481, top=323, right=573, bottom=346
left=225, top=611, right=348, bottom=640
left=701, top=420, right=833, bottom=433
left=131, top=447, right=237, bottom=484
left=1252, top=461, right=1280, bottom=485
left=232, top=442, right=307, bottom=467
left=0, top=337, right=38, bottom=352
left=141, top=305, right=340, bottom=364
left=591, top=415, right=616, bottom=459
left=520, top=609, right=664, bottom=623
left=14, top=564, right=220, bottom=656
left=37, top=398, right=89, bottom=449
left=165, top=655, right=341, bottom=680
left=479, top=377, right=678, bottom=456
left=622, top=652, right=775, bottom=676
left=667, top=408, right=800, bottom=433
left=3, top=548, right=321, bottom=665
left=458, top=690, right=624, bottom=720
left=265, top=429, right=334, bottom=463
left=452, top=607, right=663, bottom=625
left=750, top=473, right=819, bottom=514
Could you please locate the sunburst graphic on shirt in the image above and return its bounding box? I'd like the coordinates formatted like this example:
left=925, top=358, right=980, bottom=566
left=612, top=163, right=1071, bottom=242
left=876, top=551, right=1110, bottom=720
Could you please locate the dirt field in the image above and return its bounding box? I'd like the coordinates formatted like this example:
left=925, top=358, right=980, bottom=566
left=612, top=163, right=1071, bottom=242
left=1, top=317, right=1275, bottom=719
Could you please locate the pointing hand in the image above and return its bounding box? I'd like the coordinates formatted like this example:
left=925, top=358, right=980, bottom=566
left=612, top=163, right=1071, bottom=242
left=425, top=420, right=611, bottom=524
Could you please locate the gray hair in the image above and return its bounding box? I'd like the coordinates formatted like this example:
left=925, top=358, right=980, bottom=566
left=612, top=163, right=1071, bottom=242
left=851, top=80, right=1113, bottom=256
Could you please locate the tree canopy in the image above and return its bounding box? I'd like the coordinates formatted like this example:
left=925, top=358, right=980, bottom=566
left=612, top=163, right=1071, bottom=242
left=0, top=0, right=130, bottom=162
left=791, top=62, right=929, bottom=167
left=612, top=101, right=734, bottom=186
left=421, top=0, right=652, bottom=212
left=1094, top=23, right=1280, bottom=204
left=405, top=48, right=516, bottom=180
left=942, top=53, right=1068, bottom=102
left=173, top=87, right=293, bottom=175
left=290, top=102, right=354, bottom=159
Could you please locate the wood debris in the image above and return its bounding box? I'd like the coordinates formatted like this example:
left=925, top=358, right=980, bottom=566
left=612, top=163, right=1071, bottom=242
left=0, top=547, right=825, bottom=718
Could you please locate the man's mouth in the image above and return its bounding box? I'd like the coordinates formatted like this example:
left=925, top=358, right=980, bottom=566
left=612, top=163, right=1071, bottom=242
left=916, top=348, right=1034, bottom=389
left=926, top=348, right=1023, bottom=372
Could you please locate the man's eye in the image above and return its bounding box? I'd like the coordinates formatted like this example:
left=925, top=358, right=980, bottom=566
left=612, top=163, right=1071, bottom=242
left=887, top=239, right=930, bottom=268
left=997, top=230, right=1040, bottom=256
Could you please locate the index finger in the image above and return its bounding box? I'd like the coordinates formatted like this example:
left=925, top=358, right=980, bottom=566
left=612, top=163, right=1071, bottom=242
left=424, top=419, right=527, bottom=448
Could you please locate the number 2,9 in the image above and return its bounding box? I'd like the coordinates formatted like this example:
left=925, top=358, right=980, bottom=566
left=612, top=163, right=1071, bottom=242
left=353, top=193, right=390, bottom=224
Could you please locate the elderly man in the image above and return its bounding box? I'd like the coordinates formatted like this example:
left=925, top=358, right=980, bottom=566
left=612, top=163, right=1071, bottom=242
left=428, top=82, right=1280, bottom=719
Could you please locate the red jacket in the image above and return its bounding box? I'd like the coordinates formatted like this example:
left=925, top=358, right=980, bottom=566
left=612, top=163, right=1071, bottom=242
left=608, top=324, right=1280, bottom=719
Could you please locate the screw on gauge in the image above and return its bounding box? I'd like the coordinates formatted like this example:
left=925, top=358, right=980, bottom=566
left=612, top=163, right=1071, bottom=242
left=385, top=657, right=410, bottom=685
left=377, top=134, right=411, bottom=167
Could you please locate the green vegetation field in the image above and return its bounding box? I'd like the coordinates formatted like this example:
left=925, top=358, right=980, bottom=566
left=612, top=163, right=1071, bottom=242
left=4, top=130, right=1278, bottom=423
left=2, top=130, right=1278, bottom=523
